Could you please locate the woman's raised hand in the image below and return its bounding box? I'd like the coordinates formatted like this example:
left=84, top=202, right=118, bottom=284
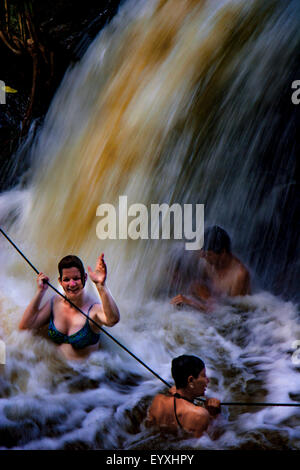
left=88, top=253, right=107, bottom=286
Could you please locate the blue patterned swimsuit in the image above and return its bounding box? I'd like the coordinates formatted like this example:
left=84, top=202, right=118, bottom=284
left=48, top=298, right=100, bottom=349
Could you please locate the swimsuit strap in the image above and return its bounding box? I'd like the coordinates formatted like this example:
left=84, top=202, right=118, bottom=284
left=48, top=298, right=100, bottom=349
left=173, top=396, right=183, bottom=429
left=50, top=297, right=55, bottom=318
left=173, top=392, right=200, bottom=431
left=51, top=299, right=97, bottom=318
left=87, top=303, right=97, bottom=317
left=173, top=392, right=194, bottom=404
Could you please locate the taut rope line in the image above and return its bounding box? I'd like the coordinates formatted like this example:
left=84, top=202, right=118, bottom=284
left=0, top=227, right=172, bottom=390
left=1, top=227, right=300, bottom=408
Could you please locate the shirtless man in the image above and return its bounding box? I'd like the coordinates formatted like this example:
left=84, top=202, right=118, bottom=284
left=146, top=355, right=220, bottom=437
left=171, top=225, right=250, bottom=312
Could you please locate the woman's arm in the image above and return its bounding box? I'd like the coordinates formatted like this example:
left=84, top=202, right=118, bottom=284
left=93, top=284, right=120, bottom=326
left=19, top=273, right=51, bottom=330
left=88, top=254, right=120, bottom=327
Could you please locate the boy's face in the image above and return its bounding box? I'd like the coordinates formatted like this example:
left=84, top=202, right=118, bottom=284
left=189, top=368, right=209, bottom=397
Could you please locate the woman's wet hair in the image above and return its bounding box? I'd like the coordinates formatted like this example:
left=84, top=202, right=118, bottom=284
left=171, top=355, right=205, bottom=389
left=58, top=255, right=86, bottom=286
left=203, top=225, right=231, bottom=254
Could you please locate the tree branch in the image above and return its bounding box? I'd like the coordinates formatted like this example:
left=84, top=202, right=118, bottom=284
left=0, top=30, right=22, bottom=54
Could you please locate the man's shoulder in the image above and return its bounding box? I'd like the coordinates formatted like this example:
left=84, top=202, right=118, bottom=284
left=187, top=402, right=209, bottom=416
left=149, top=393, right=170, bottom=409
left=231, top=256, right=249, bottom=277
left=181, top=401, right=209, bottom=423
left=147, top=393, right=172, bottom=425
left=181, top=403, right=210, bottom=436
left=153, top=393, right=169, bottom=401
left=230, top=256, right=251, bottom=295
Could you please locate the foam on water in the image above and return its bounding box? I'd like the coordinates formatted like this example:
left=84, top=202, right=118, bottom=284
left=0, top=0, right=299, bottom=450
left=0, top=270, right=299, bottom=449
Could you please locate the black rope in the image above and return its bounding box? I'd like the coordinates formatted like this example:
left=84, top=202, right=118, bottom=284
left=221, top=401, right=300, bottom=407
left=0, top=227, right=172, bottom=389
left=1, top=227, right=300, bottom=408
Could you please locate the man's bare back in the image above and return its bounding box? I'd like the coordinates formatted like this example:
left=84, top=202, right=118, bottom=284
left=146, top=355, right=220, bottom=438
left=147, top=392, right=211, bottom=437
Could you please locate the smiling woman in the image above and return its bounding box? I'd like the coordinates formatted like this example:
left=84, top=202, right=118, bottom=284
left=18, top=253, right=120, bottom=360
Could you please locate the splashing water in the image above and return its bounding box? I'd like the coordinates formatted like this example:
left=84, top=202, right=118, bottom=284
left=0, top=0, right=299, bottom=450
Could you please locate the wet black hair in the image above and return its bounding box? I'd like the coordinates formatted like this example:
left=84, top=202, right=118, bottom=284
left=203, top=225, right=231, bottom=254
left=58, top=255, right=86, bottom=286
left=171, top=355, right=205, bottom=389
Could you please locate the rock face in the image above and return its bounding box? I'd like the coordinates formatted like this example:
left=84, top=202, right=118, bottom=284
left=0, top=0, right=122, bottom=190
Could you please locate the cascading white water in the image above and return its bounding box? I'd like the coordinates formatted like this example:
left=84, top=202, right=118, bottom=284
left=0, top=0, right=299, bottom=449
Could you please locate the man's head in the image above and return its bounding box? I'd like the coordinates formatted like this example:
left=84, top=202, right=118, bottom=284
left=200, top=225, right=231, bottom=266
left=171, top=355, right=207, bottom=394
left=202, top=225, right=231, bottom=254
left=58, top=255, right=86, bottom=287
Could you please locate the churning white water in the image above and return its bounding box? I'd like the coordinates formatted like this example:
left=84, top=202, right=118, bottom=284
left=0, top=0, right=299, bottom=449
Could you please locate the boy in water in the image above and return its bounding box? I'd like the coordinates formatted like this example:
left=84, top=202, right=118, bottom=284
left=146, top=355, right=220, bottom=437
left=171, top=225, right=251, bottom=312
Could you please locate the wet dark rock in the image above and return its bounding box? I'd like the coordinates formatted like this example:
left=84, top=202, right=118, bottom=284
left=107, top=370, right=144, bottom=388
left=94, top=430, right=105, bottom=448
left=67, top=374, right=100, bottom=393
left=0, top=419, right=40, bottom=448
left=124, top=397, right=149, bottom=434
left=0, top=0, right=122, bottom=191
left=237, top=429, right=291, bottom=450
left=245, top=379, right=268, bottom=400
left=0, top=423, right=22, bottom=448
left=289, top=392, right=300, bottom=402
left=0, top=376, right=12, bottom=398
left=279, top=415, right=300, bottom=428
left=63, top=439, right=92, bottom=450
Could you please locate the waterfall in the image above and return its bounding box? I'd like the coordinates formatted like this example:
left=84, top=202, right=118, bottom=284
left=0, top=0, right=299, bottom=450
